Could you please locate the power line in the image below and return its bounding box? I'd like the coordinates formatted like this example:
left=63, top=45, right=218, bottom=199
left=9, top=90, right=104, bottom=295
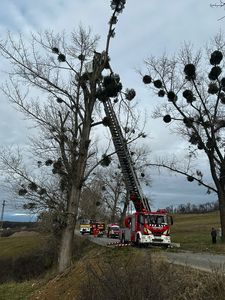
left=0, top=200, right=6, bottom=229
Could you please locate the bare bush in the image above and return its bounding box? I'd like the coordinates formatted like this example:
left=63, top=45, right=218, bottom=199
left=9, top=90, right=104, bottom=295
left=78, top=249, right=225, bottom=300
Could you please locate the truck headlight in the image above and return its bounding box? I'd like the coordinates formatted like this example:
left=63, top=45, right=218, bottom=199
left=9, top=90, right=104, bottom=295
left=144, top=227, right=152, bottom=234
left=163, top=229, right=170, bottom=235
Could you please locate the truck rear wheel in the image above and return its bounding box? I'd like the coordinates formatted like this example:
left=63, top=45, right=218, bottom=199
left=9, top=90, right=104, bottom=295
left=136, top=235, right=141, bottom=248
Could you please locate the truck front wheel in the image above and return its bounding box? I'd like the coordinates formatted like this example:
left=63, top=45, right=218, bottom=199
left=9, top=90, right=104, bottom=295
left=121, top=233, right=125, bottom=244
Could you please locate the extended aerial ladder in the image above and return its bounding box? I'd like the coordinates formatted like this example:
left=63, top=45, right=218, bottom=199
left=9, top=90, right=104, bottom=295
left=85, top=52, right=150, bottom=213
left=102, top=98, right=151, bottom=212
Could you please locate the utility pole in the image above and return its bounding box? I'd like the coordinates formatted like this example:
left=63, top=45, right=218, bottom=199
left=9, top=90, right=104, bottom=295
left=0, top=200, right=6, bottom=230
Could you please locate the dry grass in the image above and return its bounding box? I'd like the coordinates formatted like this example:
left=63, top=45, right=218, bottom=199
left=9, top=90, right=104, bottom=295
left=29, top=246, right=225, bottom=300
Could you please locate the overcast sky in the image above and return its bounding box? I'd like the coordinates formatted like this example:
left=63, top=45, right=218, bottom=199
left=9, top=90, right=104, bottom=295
left=0, top=0, right=223, bottom=220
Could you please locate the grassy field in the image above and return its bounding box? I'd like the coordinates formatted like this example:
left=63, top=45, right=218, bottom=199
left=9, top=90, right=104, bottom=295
left=0, top=234, right=49, bottom=259
left=171, top=211, right=225, bottom=252
left=0, top=281, right=37, bottom=300
left=0, top=233, right=54, bottom=300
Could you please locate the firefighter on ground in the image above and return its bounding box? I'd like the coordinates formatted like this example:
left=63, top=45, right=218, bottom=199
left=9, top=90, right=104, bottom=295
left=211, top=227, right=217, bottom=244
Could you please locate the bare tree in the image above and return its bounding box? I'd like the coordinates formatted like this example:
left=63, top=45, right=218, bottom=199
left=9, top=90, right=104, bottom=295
left=143, top=35, right=225, bottom=241
left=0, top=0, right=130, bottom=272
left=79, top=179, right=107, bottom=221
left=211, top=1, right=225, bottom=20
left=211, top=1, right=225, bottom=8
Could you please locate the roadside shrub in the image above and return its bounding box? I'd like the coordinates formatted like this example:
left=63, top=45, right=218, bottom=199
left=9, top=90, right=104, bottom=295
left=0, top=229, right=14, bottom=237
left=78, top=249, right=225, bottom=300
left=78, top=251, right=165, bottom=300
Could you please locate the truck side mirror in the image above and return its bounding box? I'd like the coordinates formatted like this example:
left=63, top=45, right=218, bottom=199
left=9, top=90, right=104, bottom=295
left=167, top=215, right=173, bottom=225
left=137, top=214, right=144, bottom=225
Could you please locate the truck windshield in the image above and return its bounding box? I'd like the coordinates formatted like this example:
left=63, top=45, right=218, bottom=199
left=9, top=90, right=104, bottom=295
left=80, top=219, right=90, bottom=224
left=111, top=226, right=119, bottom=230
left=146, top=215, right=167, bottom=225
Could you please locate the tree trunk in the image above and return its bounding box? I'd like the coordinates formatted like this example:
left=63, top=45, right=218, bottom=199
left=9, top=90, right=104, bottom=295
left=58, top=184, right=80, bottom=273
left=58, top=114, right=92, bottom=273
left=120, top=193, right=129, bottom=227
left=58, top=218, right=75, bottom=273
left=218, top=190, right=225, bottom=243
left=111, top=196, right=118, bottom=223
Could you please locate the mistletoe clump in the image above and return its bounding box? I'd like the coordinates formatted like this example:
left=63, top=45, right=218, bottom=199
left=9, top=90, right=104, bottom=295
left=183, top=90, right=195, bottom=103
left=163, top=114, right=171, bottom=123
left=100, top=154, right=112, bottom=167
left=210, top=50, right=223, bottom=65
left=52, top=47, right=59, bottom=54
left=28, top=182, right=38, bottom=191
left=158, top=90, right=165, bottom=97
left=219, top=91, right=225, bottom=104
left=56, top=97, right=63, bottom=103
left=208, top=66, right=222, bottom=80
left=18, top=188, right=28, bottom=196
left=102, top=117, right=111, bottom=127
left=153, top=79, right=162, bottom=89
left=38, top=188, right=47, bottom=196
left=208, top=83, right=219, bottom=95
left=58, top=53, right=66, bottom=62
left=125, top=88, right=136, bottom=101
left=124, top=127, right=131, bottom=133
left=52, top=158, right=65, bottom=175
left=198, top=142, right=204, bottom=150
left=23, top=202, right=37, bottom=210
left=60, top=177, right=68, bottom=192
left=109, top=15, right=118, bottom=25
left=143, top=75, right=152, bottom=84
left=187, top=175, right=194, bottom=182
left=45, top=159, right=53, bottom=166
left=78, top=54, right=85, bottom=61
left=189, top=132, right=200, bottom=145
left=183, top=117, right=194, bottom=128
left=167, top=91, right=177, bottom=102
left=184, top=63, right=196, bottom=80
left=221, top=78, right=225, bottom=89
left=110, top=0, right=126, bottom=13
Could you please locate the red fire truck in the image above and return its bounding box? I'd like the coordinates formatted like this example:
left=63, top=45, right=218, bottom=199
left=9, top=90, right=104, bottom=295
left=120, top=209, right=173, bottom=247
left=90, top=220, right=105, bottom=237
left=79, top=219, right=105, bottom=236
left=106, top=224, right=120, bottom=238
